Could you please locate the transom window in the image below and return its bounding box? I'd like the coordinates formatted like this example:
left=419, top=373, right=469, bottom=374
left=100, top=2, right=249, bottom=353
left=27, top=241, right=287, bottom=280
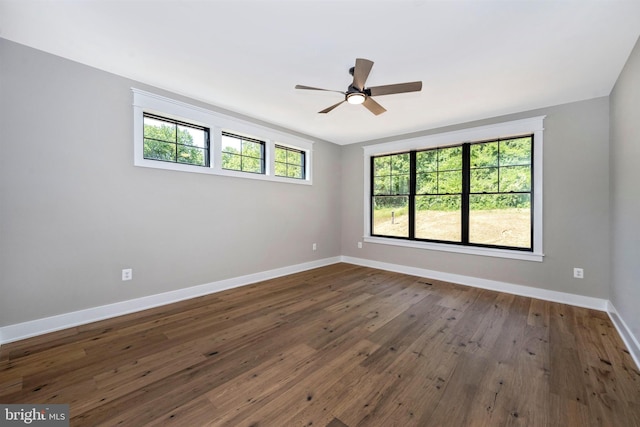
left=371, top=135, right=533, bottom=251
left=143, top=113, right=209, bottom=167
left=133, top=88, right=313, bottom=185
left=221, top=132, right=265, bottom=174
left=275, top=145, right=305, bottom=179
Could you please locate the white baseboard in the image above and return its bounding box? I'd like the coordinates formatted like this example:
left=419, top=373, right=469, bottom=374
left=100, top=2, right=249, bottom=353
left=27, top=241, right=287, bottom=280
left=606, top=301, right=640, bottom=370
left=340, top=256, right=608, bottom=311
left=4, top=255, right=638, bottom=373
left=0, top=257, right=342, bottom=345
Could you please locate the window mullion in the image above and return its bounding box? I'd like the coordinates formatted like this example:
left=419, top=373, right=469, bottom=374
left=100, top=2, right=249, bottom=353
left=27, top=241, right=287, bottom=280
left=409, top=151, right=416, bottom=239
left=370, top=156, right=375, bottom=237
left=461, top=143, right=470, bottom=244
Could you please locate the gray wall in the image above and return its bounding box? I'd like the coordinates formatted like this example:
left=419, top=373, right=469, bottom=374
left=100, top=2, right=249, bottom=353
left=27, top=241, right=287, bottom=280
left=341, top=97, right=611, bottom=299
left=0, top=39, right=342, bottom=326
left=0, top=36, right=629, bottom=331
left=610, top=37, right=640, bottom=344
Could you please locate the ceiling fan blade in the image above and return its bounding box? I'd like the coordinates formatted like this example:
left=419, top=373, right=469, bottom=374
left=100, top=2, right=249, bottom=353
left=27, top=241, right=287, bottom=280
left=319, top=100, right=346, bottom=114
left=352, top=58, right=374, bottom=91
left=362, top=97, right=387, bottom=115
left=368, top=81, right=422, bottom=97
left=295, top=85, right=345, bottom=94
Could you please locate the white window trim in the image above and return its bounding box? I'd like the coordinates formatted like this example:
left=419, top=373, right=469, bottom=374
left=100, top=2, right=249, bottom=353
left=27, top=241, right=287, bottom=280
left=362, top=116, right=545, bottom=262
left=132, top=88, right=313, bottom=184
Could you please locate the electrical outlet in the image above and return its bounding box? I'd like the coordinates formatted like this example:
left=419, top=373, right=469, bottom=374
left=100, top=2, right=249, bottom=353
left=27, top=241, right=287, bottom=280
left=573, top=268, right=584, bottom=279
left=312, top=243, right=317, bottom=251
left=357, top=242, right=363, bottom=249
left=122, top=268, right=133, bottom=281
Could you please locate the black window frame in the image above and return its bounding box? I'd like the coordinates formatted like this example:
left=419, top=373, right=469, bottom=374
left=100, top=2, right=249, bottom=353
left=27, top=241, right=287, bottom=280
left=371, top=134, right=534, bottom=252
left=142, top=113, right=210, bottom=167
left=221, top=131, right=266, bottom=174
left=274, top=145, right=306, bottom=180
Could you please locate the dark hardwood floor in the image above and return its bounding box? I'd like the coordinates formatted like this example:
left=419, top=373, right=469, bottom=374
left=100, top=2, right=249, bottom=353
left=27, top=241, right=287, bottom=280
left=1, top=263, right=639, bottom=426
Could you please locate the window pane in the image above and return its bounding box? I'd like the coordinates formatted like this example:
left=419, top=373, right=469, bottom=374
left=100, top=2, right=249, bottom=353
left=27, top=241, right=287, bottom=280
left=416, top=150, right=437, bottom=173
left=374, top=176, right=391, bottom=195
left=222, top=133, right=265, bottom=174
left=177, top=146, right=206, bottom=166
left=374, top=156, right=391, bottom=176
left=275, top=146, right=305, bottom=179
left=391, top=153, right=410, bottom=174
left=242, top=157, right=262, bottom=173
left=469, top=194, right=531, bottom=248
left=275, top=147, right=287, bottom=162
left=470, top=167, right=499, bottom=193
left=500, top=137, right=531, bottom=166
left=288, top=165, right=302, bottom=179
left=499, top=165, right=531, bottom=192
left=373, top=153, right=409, bottom=195
left=143, top=114, right=209, bottom=167
left=438, top=170, right=462, bottom=194
left=287, top=150, right=302, bottom=165
left=416, top=172, right=437, bottom=194
left=372, top=196, right=409, bottom=238
left=144, top=139, right=176, bottom=162
left=471, top=141, right=498, bottom=168
left=275, top=162, right=287, bottom=176
left=391, top=174, right=410, bottom=194
left=222, top=152, right=242, bottom=170
left=144, top=116, right=176, bottom=142
left=415, top=195, right=461, bottom=242
left=242, top=140, right=262, bottom=158
left=438, top=146, right=462, bottom=170
left=222, top=135, right=241, bottom=153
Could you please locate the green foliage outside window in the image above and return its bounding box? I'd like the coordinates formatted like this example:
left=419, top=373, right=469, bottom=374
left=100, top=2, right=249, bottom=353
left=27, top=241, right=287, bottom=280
left=275, top=145, right=305, bottom=179
left=143, top=114, right=208, bottom=167
left=221, top=133, right=265, bottom=174
left=371, top=136, right=533, bottom=249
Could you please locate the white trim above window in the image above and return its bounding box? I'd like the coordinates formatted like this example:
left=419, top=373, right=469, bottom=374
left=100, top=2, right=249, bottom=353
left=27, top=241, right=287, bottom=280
left=363, top=116, right=545, bottom=262
left=132, top=88, right=313, bottom=184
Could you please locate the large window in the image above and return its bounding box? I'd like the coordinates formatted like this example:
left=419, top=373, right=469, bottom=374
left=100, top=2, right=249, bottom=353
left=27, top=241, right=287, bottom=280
left=364, top=116, right=544, bottom=261
left=371, top=136, right=532, bottom=251
left=132, top=88, right=313, bottom=184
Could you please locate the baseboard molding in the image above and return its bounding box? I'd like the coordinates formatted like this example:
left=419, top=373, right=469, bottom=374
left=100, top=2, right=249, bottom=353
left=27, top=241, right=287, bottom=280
left=606, top=301, right=640, bottom=370
left=340, top=256, right=608, bottom=311
left=4, top=254, right=636, bottom=372
left=0, top=257, right=342, bottom=345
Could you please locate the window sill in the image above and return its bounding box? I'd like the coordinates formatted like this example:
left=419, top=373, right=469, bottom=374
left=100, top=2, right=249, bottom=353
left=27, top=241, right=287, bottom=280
left=134, top=158, right=312, bottom=185
left=363, top=236, right=544, bottom=262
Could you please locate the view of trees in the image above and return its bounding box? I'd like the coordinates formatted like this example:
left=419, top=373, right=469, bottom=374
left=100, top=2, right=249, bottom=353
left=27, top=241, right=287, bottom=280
left=221, top=133, right=264, bottom=173
left=372, top=136, right=533, bottom=248
left=143, top=115, right=208, bottom=167
left=275, top=146, right=304, bottom=179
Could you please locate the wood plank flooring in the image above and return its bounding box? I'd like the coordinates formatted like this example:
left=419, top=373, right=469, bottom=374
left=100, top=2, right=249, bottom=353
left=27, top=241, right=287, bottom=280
left=1, top=263, right=639, bottom=426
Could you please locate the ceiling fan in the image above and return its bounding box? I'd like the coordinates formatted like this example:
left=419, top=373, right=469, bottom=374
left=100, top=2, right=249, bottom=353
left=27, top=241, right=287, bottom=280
left=295, top=58, right=422, bottom=115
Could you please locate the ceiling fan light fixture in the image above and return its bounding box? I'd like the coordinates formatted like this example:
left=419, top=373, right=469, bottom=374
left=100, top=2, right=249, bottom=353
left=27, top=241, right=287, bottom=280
left=295, top=58, right=422, bottom=115
left=346, top=92, right=366, bottom=105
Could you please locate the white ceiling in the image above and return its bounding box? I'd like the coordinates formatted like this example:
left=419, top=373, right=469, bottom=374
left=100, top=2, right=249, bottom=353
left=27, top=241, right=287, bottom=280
left=2, top=1, right=639, bottom=145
